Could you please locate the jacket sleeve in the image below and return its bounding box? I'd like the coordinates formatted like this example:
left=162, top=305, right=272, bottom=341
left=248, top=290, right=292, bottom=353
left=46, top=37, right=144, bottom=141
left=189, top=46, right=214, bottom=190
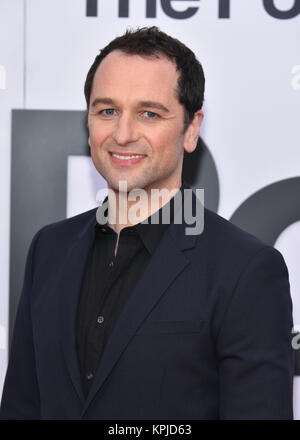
left=0, top=230, right=42, bottom=420
left=217, top=246, right=294, bottom=420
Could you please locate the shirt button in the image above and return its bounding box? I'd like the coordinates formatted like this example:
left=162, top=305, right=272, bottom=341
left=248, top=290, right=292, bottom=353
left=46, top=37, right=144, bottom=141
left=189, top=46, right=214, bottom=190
left=86, top=372, right=94, bottom=380
left=97, top=315, right=104, bottom=324
left=109, top=261, right=114, bottom=268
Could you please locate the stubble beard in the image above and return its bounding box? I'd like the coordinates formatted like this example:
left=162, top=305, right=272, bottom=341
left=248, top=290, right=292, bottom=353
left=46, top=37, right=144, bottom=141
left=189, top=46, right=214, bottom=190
left=95, top=156, right=156, bottom=194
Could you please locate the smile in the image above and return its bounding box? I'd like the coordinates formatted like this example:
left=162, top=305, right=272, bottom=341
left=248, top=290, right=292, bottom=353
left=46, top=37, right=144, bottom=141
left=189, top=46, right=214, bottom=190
left=109, top=152, right=147, bottom=166
left=111, top=153, right=146, bottom=160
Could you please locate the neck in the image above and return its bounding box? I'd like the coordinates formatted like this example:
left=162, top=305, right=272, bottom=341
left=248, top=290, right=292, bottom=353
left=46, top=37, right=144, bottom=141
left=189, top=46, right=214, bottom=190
left=107, top=183, right=181, bottom=235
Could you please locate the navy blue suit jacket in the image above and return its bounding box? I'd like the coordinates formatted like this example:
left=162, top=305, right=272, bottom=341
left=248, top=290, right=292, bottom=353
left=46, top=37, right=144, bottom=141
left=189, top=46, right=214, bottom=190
left=0, top=194, right=294, bottom=419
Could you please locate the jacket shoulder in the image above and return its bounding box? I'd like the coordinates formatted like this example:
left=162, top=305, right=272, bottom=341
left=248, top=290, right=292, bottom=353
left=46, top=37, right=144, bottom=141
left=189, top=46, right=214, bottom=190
left=32, top=207, right=98, bottom=254
left=201, top=207, right=283, bottom=264
left=40, top=207, right=97, bottom=234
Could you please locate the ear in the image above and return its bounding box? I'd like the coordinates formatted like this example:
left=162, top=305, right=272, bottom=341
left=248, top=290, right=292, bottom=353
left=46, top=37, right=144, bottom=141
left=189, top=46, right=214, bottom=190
left=183, top=110, right=204, bottom=153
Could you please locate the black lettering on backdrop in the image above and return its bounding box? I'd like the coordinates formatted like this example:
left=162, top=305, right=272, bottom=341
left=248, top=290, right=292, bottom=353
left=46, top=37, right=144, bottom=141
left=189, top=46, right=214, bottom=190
left=160, top=0, right=200, bottom=20
left=230, top=177, right=300, bottom=248
left=119, top=0, right=129, bottom=17
left=263, top=0, right=300, bottom=19
left=119, top=0, right=157, bottom=18
left=119, top=0, right=199, bottom=19
left=146, top=0, right=157, bottom=17
left=87, top=0, right=200, bottom=19
left=86, top=0, right=300, bottom=19
left=86, top=0, right=97, bottom=16
left=218, top=0, right=230, bottom=18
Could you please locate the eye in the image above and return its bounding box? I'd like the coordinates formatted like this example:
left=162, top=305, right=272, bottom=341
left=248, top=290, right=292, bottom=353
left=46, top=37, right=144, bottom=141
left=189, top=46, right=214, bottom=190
left=143, top=111, right=159, bottom=119
left=100, top=109, right=116, bottom=116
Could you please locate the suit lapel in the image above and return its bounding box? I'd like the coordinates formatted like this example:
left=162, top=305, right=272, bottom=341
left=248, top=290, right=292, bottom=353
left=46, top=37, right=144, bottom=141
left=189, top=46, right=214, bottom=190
left=82, top=219, right=197, bottom=415
left=59, top=210, right=97, bottom=405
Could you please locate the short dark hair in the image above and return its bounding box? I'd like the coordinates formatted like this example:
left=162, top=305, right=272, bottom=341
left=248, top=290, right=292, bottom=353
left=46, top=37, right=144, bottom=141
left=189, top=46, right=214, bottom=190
left=84, top=26, right=205, bottom=129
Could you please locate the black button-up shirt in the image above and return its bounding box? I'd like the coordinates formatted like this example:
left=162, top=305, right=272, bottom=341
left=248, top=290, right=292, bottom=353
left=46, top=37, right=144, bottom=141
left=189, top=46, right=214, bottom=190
left=76, top=187, right=182, bottom=398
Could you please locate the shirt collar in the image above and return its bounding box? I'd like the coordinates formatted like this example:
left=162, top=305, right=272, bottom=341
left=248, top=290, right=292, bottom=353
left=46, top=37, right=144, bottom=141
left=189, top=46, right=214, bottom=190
left=95, top=183, right=187, bottom=255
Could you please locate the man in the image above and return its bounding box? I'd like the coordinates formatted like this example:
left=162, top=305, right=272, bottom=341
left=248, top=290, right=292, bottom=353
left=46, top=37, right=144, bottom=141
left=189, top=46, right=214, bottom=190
left=0, top=27, right=294, bottom=419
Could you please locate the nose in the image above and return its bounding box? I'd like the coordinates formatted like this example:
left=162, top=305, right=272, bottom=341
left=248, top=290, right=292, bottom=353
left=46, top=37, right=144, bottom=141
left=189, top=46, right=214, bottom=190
left=112, top=113, right=139, bottom=146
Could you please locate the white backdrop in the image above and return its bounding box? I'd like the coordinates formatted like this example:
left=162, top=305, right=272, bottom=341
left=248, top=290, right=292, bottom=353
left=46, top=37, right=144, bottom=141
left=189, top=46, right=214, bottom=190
left=0, top=0, right=299, bottom=417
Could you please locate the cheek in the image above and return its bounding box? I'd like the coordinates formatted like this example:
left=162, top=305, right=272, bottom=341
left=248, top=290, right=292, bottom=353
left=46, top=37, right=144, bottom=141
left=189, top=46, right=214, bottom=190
left=89, top=127, right=107, bottom=149
left=150, top=129, right=183, bottom=160
left=150, top=129, right=173, bottom=149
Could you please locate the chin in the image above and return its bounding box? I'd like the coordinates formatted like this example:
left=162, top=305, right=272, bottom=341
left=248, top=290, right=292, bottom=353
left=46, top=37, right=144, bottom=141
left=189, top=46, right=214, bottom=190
left=106, top=174, right=148, bottom=193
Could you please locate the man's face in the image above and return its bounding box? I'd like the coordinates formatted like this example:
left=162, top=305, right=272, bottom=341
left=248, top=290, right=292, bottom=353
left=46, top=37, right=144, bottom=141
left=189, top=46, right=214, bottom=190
left=88, top=50, right=202, bottom=193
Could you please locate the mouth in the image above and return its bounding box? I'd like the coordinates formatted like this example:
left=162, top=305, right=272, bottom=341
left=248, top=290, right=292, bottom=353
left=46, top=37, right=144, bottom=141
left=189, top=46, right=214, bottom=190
left=109, top=152, right=147, bottom=166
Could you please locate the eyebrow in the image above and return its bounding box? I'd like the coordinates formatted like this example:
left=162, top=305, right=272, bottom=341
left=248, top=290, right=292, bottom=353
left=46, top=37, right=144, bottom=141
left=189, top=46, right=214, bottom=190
left=139, top=100, right=170, bottom=113
left=91, top=97, right=116, bottom=108
left=91, top=97, right=170, bottom=113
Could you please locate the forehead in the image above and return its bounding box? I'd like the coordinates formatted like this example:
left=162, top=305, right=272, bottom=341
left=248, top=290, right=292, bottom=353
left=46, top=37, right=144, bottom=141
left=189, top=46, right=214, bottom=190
left=91, top=50, right=179, bottom=101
